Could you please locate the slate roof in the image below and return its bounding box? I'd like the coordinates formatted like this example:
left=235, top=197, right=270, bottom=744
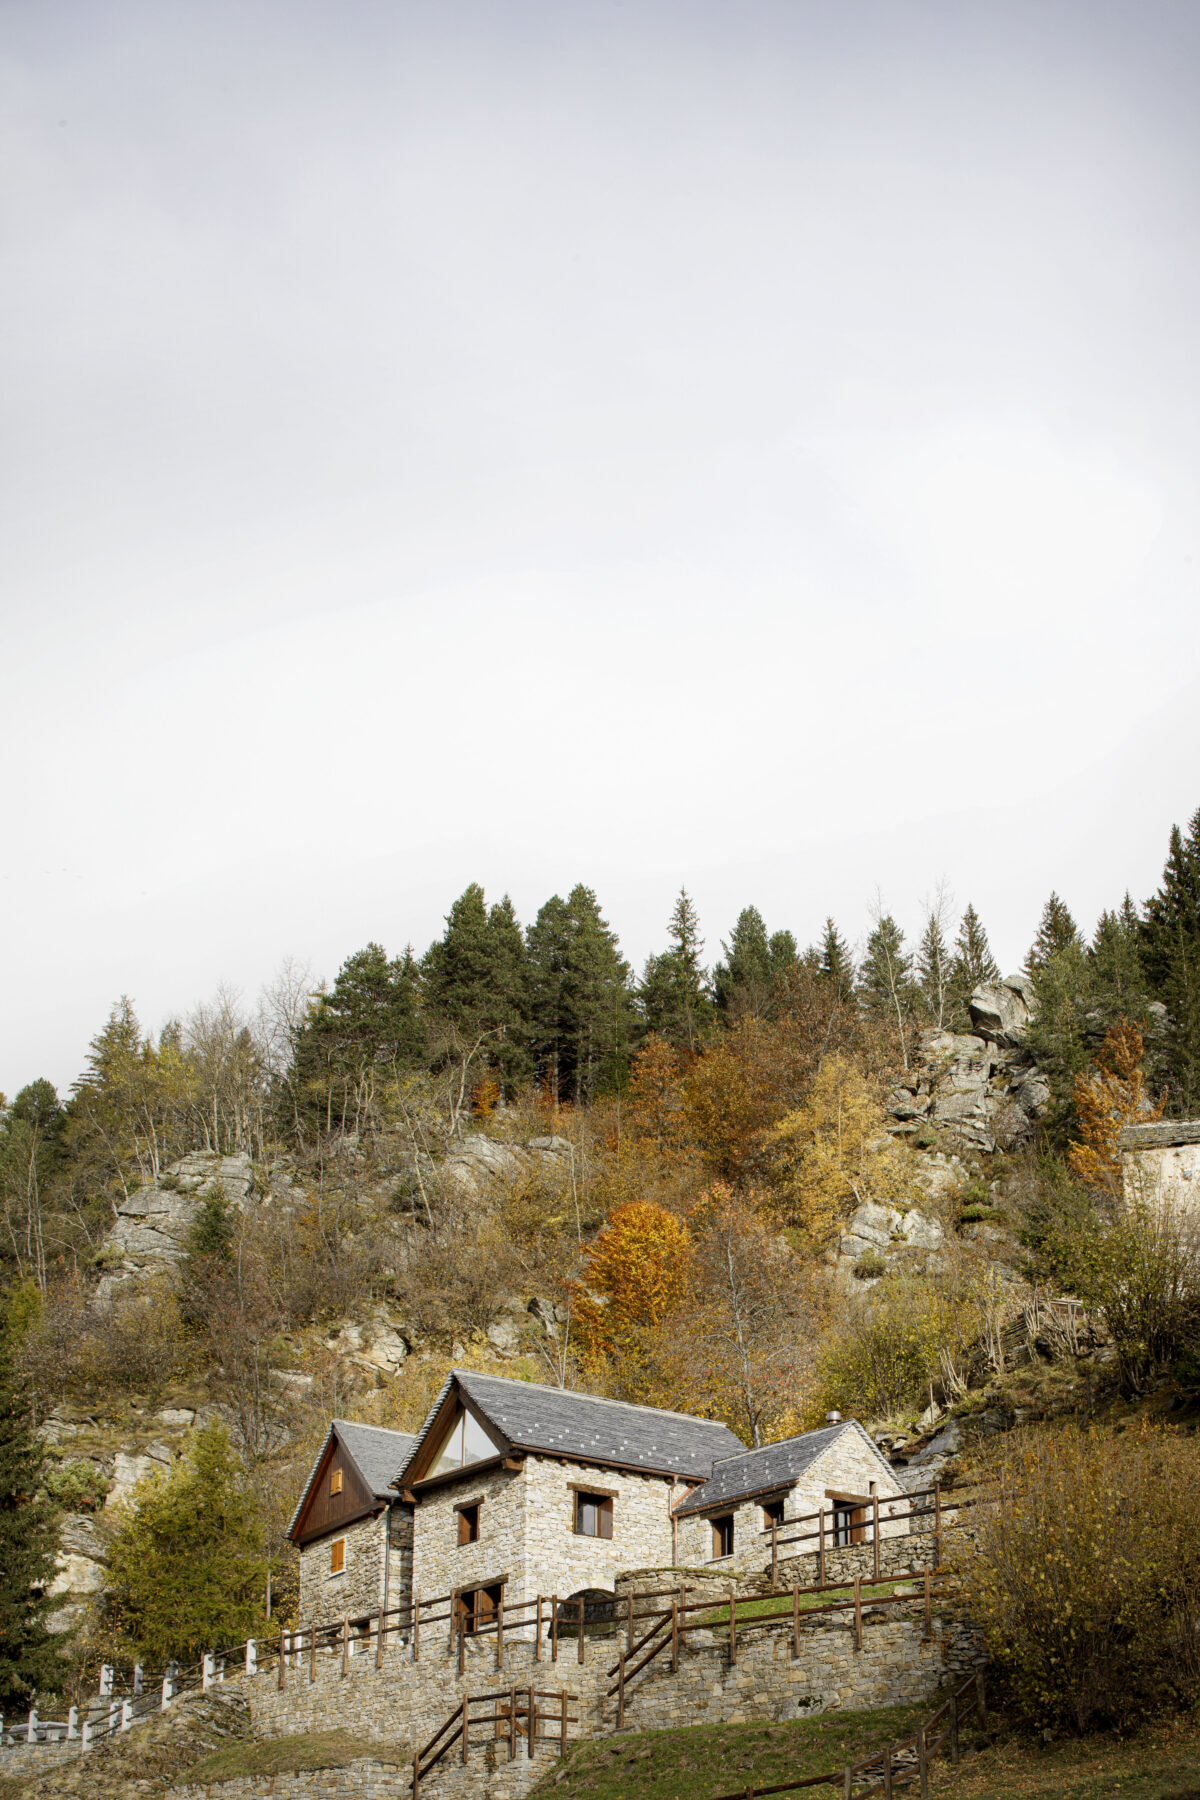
left=286, top=1420, right=414, bottom=1538
left=1119, top=1120, right=1200, bottom=1150
left=396, top=1371, right=745, bottom=1485
left=673, top=1419, right=895, bottom=1516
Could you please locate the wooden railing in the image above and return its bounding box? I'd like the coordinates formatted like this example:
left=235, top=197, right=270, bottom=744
left=410, top=1686, right=578, bottom=1798
left=758, top=1482, right=977, bottom=1586
left=606, top=1571, right=957, bottom=1721
left=704, top=1668, right=987, bottom=1799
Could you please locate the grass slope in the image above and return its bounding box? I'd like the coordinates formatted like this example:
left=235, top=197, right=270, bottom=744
left=529, top=1709, right=1200, bottom=1800
left=175, top=1730, right=411, bottom=1785
left=528, top=1705, right=926, bottom=1799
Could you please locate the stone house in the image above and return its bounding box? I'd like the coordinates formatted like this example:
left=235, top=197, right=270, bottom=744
left=1120, top=1120, right=1200, bottom=1224
left=673, top=1418, right=906, bottom=1577
left=288, top=1376, right=908, bottom=1634
left=288, top=1421, right=414, bottom=1626
left=393, top=1371, right=744, bottom=1631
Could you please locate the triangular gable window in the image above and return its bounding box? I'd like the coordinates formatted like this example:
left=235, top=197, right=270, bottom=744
left=427, top=1405, right=499, bottom=1477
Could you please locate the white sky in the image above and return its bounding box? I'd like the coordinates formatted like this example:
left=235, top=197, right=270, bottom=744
left=4, top=0, right=1200, bottom=1096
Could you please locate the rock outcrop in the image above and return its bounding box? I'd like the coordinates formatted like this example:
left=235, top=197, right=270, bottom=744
left=886, top=976, right=1048, bottom=1155
left=95, top=1153, right=256, bottom=1305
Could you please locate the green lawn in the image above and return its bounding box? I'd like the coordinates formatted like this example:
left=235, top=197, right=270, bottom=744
left=528, top=1709, right=1200, bottom=1800
left=696, top=1580, right=920, bottom=1627
left=527, top=1704, right=927, bottom=1799
left=172, top=1730, right=412, bottom=1785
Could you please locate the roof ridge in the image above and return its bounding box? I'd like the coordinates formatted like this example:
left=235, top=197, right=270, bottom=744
left=456, top=1369, right=743, bottom=1434
left=707, top=1422, right=842, bottom=1470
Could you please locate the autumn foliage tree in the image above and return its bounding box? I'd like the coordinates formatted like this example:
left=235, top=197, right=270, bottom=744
left=760, top=1054, right=917, bottom=1243
left=1067, top=1018, right=1164, bottom=1198
left=571, top=1200, right=692, bottom=1387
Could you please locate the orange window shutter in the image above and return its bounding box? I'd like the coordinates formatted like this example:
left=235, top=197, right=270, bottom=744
left=330, top=1467, right=343, bottom=1497
left=330, top=1537, right=345, bottom=1574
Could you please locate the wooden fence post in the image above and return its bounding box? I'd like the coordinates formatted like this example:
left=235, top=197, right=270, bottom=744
left=376, top=1606, right=384, bottom=1669
left=497, top=1592, right=505, bottom=1672
left=458, top=1608, right=466, bottom=1677
left=627, top=1592, right=635, bottom=1651
left=873, top=1495, right=881, bottom=1581
left=551, top=1596, right=559, bottom=1663
left=771, top=1519, right=778, bottom=1586
left=309, top=1628, right=316, bottom=1685
left=917, top=1724, right=928, bottom=1799
left=509, top=1683, right=517, bottom=1760
left=535, top=1594, right=542, bottom=1662
left=853, top=1577, right=862, bottom=1652
left=413, top=1597, right=420, bottom=1662
left=924, top=1571, right=932, bottom=1641
left=461, top=1694, right=469, bottom=1765
left=819, top=1507, right=826, bottom=1587
left=560, top=1689, right=568, bottom=1756
left=883, top=1744, right=893, bottom=1798
left=949, top=1692, right=959, bottom=1764
left=341, top=1616, right=349, bottom=1678
left=842, top=1766, right=852, bottom=1799
left=729, top=1592, right=737, bottom=1666
left=578, top=1596, right=586, bottom=1665
left=934, top=1482, right=943, bottom=1570
left=528, top=1684, right=536, bottom=1755
left=671, top=1602, right=679, bottom=1672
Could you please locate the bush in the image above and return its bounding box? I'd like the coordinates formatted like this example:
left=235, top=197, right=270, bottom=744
left=44, top=1460, right=110, bottom=1512
left=853, top=1248, right=886, bottom=1281
left=963, top=1425, right=1200, bottom=1734
left=815, top=1276, right=981, bottom=1421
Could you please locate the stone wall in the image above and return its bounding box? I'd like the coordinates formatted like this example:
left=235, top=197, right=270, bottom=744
left=301, top=1512, right=390, bottom=1626
left=411, top=1458, right=678, bottom=1615
left=618, top=1607, right=982, bottom=1734
left=176, top=1759, right=413, bottom=1799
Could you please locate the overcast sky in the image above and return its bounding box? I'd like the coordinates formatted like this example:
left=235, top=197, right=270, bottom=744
left=4, top=0, right=1200, bottom=1095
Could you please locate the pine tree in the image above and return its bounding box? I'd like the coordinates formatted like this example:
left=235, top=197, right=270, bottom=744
left=422, top=886, right=532, bottom=1091
left=916, top=908, right=952, bottom=1028
left=1140, top=809, right=1200, bottom=1112
left=818, top=919, right=855, bottom=1001
left=1026, top=893, right=1084, bottom=977
left=104, top=1423, right=266, bottom=1663
left=529, top=887, right=635, bottom=1102
left=0, top=1320, right=60, bottom=1704
left=713, top=906, right=773, bottom=1019
left=859, top=913, right=917, bottom=1040
left=637, top=889, right=714, bottom=1050
left=1091, top=896, right=1147, bottom=1011
left=948, top=903, right=1000, bottom=1027
left=291, top=941, right=424, bottom=1134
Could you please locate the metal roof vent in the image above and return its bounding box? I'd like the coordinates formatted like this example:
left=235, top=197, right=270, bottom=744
left=826, top=1410, right=843, bottom=1425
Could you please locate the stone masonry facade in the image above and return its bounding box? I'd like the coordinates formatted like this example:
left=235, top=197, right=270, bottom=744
left=675, top=1433, right=907, bottom=1578
left=412, top=1457, right=679, bottom=1614
left=300, top=1509, right=413, bottom=1627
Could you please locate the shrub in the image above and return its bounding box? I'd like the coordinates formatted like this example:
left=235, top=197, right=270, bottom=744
left=44, top=1460, right=110, bottom=1512
left=853, top=1248, right=887, bottom=1281
left=962, top=1425, right=1200, bottom=1734
left=814, top=1276, right=981, bottom=1421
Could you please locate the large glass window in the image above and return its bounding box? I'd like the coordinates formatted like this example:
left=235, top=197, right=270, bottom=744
left=428, top=1406, right=499, bottom=1477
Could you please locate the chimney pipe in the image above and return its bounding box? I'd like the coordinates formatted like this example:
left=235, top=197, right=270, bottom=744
left=826, top=1410, right=842, bottom=1425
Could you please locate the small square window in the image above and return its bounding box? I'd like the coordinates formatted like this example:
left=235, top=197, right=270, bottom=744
left=330, top=1467, right=343, bottom=1497
left=457, top=1502, right=481, bottom=1545
left=330, top=1537, right=346, bottom=1575
left=763, top=1498, right=785, bottom=1529
left=574, top=1492, right=614, bottom=1539
left=712, top=1515, right=734, bottom=1559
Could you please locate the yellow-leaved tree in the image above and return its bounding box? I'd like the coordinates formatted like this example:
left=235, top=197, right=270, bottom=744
left=1067, top=1017, right=1164, bottom=1198
left=759, top=1053, right=917, bottom=1243
left=570, top=1200, right=693, bottom=1394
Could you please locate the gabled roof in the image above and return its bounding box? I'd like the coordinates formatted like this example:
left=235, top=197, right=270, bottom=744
left=673, top=1419, right=895, bottom=1516
left=396, top=1371, right=745, bottom=1487
left=287, top=1419, right=415, bottom=1538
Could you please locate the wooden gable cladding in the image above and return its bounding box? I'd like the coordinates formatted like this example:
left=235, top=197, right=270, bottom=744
left=292, top=1431, right=377, bottom=1545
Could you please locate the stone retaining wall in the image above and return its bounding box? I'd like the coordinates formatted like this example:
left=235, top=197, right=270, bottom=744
left=176, top=1759, right=412, bottom=1799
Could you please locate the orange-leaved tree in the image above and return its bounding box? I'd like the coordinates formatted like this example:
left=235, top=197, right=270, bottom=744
left=570, top=1200, right=693, bottom=1382
left=1067, top=1018, right=1165, bottom=1199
